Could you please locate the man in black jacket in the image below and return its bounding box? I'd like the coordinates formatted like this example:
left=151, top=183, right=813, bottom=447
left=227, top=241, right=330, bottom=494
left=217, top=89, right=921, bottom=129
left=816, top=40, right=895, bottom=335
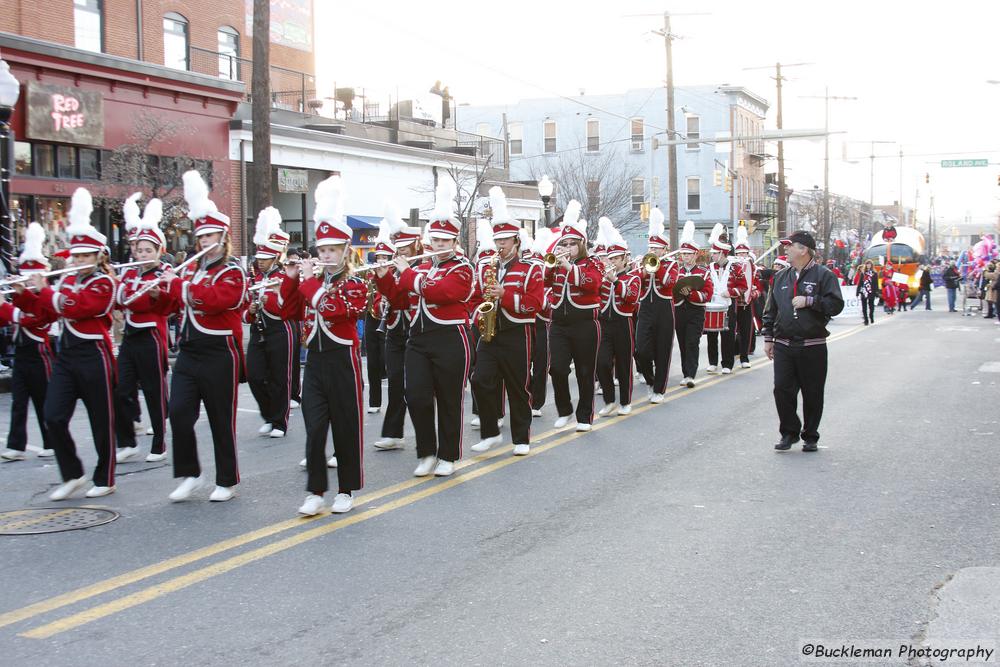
left=942, top=262, right=960, bottom=312
left=762, top=231, right=844, bottom=452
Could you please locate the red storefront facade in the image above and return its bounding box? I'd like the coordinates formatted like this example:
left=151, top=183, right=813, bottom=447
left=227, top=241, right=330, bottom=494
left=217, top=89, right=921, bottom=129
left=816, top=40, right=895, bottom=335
left=1, top=32, right=243, bottom=259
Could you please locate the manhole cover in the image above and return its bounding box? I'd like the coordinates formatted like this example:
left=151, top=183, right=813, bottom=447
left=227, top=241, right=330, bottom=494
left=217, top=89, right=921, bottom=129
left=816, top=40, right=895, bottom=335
left=0, top=508, right=119, bottom=535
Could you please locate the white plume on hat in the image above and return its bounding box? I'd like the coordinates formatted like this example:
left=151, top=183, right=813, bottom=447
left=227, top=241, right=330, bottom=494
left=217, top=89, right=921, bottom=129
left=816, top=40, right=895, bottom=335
left=66, top=187, right=95, bottom=237
left=680, top=219, right=696, bottom=248
left=18, top=222, right=49, bottom=266
left=254, top=207, right=283, bottom=245
left=421, top=224, right=432, bottom=246
left=431, top=175, right=459, bottom=226
left=518, top=227, right=533, bottom=249
left=648, top=207, right=665, bottom=238
left=123, top=192, right=143, bottom=235
left=313, top=175, right=345, bottom=225
left=137, top=198, right=165, bottom=246
left=375, top=204, right=406, bottom=246
left=489, top=186, right=513, bottom=224
left=560, top=199, right=587, bottom=238
left=476, top=219, right=496, bottom=256
left=532, top=227, right=555, bottom=256
left=182, top=171, right=219, bottom=221
left=596, top=216, right=616, bottom=247
left=735, top=223, right=750, bottom=249
left=708, top=223, right=727, bottom=248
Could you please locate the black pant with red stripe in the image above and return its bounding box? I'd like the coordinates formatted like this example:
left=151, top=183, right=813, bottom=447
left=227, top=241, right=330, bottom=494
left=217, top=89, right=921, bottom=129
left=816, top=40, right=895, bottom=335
left=364, top=313, right=385, bottom=409
left=303, top=343, right=364, bottom=494
left=7, top=341, right=55, bottom=451
left=290, top=320, right=303, bottom=403
left=597, top=316, right=635, bottom=406
left=170, top=335, right=241, bottom=487
left=530, top=319, right=549, bottom=411
left=706, top=304, right=736, bottom=370
left=114, top=328, right=168, bottom=453
left=674, top=301, right=704, bottom=380
left=549, top=312, right=600, bottom=424
left=405, top=325, right=471, bottom=462
left=44, top=337, right=115, bottom=486
left=635, top=295, right=675, bottom=394
left=246, top=318, right=294, bottom=432
left=472, top=323, right=533, bottom=445
left=469, top=325, right=505, bottom=419
left=380, top=322, right=408, bottom=439
left=735, top=305, right=755, bottom=363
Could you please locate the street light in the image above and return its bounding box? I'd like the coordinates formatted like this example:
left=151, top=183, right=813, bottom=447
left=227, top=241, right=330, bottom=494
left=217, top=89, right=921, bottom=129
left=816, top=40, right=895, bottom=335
left=0, top=57, right=20, bottom=275
left=538, top=175, right=554, bottom=227
left=429, top=81, right=454, bottom=128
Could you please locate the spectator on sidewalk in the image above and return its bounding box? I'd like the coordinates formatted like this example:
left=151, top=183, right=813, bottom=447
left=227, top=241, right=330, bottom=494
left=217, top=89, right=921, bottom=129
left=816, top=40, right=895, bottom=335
left=910, top=265, right=933, bottom=310
left=983, top=262, right=999, bottom=319
left=854, top=260, right=879, bottom=325
left=942, top=261, right=960, bottom=312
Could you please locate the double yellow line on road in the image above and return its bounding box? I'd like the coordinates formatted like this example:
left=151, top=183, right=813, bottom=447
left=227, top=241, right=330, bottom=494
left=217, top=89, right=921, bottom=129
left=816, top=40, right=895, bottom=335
left=7, top=323, right=867, bottom=639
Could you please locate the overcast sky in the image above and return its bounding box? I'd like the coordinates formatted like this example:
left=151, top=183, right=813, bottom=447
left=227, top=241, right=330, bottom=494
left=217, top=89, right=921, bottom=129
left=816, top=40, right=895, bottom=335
left=315, top=0, right=1000, bottom=229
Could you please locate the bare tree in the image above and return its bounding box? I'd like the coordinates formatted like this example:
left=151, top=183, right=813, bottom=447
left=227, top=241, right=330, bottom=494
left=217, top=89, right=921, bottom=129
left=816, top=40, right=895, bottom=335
left=525, top=146, right=643, bottom=238
left=413, top=155, right=495, bottom=256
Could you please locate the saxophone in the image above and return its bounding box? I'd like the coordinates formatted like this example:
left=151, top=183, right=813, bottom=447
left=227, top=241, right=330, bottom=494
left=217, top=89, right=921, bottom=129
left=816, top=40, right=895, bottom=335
left=476, top=255, right=499, bottom=343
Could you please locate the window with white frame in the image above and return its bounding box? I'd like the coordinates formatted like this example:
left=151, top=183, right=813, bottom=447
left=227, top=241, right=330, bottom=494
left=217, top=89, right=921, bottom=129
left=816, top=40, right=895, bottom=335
left=631, top=118, right=644, bottom=151
left=217, top=26, right=239, bottom=80
left=586, top=118, right=600, bottom=152
left=686, top=115, right=700, bottom=150
left=631, top=178, right=645, bottom=212
left=508, top=123, right=523, bottom=156
left=163, top=12, right=189, bottom=71
left=686, top=177, right=701, bottom=211
left=74, top=0, right=103, bottom=53
left=544, top=120, right=557, bottom=153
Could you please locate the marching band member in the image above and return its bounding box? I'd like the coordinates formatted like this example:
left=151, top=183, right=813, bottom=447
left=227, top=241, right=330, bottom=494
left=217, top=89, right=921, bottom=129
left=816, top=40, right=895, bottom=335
left=115, top=194, right=172, bottom=463
left=545, top=200, right=604, bottom=431
left=0, top=223, right=57, bottom=462
left=375, top=177, right=474, bottom=477
left=365, top=209, right=403, bottom=416
left=634, top=208, right=678, bottom=403
left=732, top=226, right=759, bottom=368
left=11, top=188, right=117, bottom=500
left=596, top=219, right=640, bottom=417
left=162, top=171, right=247, bottom=503
left=468, top=218, right=499, bottom=430
left=294, top=176, right=369, bottom=515
left=372, top=222, right=422, bottom=451
left=670, top=220, right=713, bottom=388
left=246, top=207, right=297, bottom=440
left=528, top=228, right=554, bottom=417
left=704, top=224, right=737, bottom=375
left=470, top=187, right=544, bottom=455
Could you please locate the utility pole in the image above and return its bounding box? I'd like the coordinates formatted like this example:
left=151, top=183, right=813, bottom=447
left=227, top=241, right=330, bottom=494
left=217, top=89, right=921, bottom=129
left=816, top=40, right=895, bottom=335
left=898, top=146, right=904, bottom=227
left=799, top=87, right=856, bottom=255
left=744, top=62, right=811, bottom=240
left=251, top=0, right=272, bottom=253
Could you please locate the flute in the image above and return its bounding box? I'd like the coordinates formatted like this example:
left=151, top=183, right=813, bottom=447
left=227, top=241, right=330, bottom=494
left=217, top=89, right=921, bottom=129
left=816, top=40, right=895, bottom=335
left=0, top=263, right=96, bottom=286
left=122, top=243, right=219, bottom=306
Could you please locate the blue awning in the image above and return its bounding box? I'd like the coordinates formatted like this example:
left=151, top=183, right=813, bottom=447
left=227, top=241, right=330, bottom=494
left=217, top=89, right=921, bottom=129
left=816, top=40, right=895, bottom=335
left=346, top=215, right=381, bottom=230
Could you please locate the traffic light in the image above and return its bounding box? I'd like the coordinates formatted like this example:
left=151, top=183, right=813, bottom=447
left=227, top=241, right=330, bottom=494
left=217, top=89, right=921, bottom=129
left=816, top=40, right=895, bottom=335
left=925, top=173, right=929, bottom=184
left=724, top=176, right=733, bottom=193
left=713, top=169, right=722, bottom=187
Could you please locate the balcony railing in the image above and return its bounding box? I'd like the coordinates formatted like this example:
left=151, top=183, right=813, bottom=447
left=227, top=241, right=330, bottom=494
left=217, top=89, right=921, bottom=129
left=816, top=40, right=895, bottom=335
left=189, top=46, right=316, bottom=112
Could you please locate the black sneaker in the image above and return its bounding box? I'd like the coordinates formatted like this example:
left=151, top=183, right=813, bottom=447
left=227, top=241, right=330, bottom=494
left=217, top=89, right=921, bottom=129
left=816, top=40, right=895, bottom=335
left=802, top=441, right=819, bottom=452
left=774, top=435, right=800, bottom=451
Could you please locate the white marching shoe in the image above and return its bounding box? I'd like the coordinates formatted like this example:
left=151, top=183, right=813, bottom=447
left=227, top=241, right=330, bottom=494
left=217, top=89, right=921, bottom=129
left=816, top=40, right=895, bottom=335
left=269, top=429, right=285, bottom=438
left=576, top=423, right=593, bottom=432
left=298, top=494, right=325, bottom=516
left=330, top=493, right=354, bottom=513
left=512, top=444, right=530, bottom=456
left=721, top=368, right=732, bottom=375
left=86, top=485, right=116, bottom=498
left=258, top=423, right=274, bottom=435
left=366, top=406, right=381, bottom=414
left=373, top=437, right=405, bottom=451
left=209, top=486, right=235, bottom=502
left=741, top=361, right=751, bottom=369
left=470, top=435, right=503, bottom=453
left=531, top=409, right=543, bottom=418
left=598, top=402, right=619, bottom=417
left=38, top=448, right=55, bottom=458
left=470, top=416, right=481, bottom=428
left=299, top=458, right=308, bottom=469
left=1, top=449, right=27, bottom=461
left=617, top=404, right=633, bottom=416
left=678, top=378, right=687, bottom=387
left=145, top=451, right=167, bottom=463
left=290, top=399, right=301, bottom=409
left=649, top=393, right=665, bottom=404
left=414, top=456, right=437, bottom=477
left=553, top=415, right=577, bottom=429
left=145, top=426, right=154, bottom=436
left=327, top=456, right=338, bottom=468
left=116, top=447, right=140, bottom=463
left=433, top=460, right=455, bottom=477
left=169, top=475, right=205, bottom=502
left=685, top=378, right=696, bottom=388
left=49, top=477, right=88, bottom=501
left=706, top=365, right=719, bottom=375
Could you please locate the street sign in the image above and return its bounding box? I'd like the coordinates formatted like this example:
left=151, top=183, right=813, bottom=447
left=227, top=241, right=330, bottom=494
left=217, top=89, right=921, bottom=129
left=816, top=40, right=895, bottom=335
left=940, top=159, right=988, bottom=168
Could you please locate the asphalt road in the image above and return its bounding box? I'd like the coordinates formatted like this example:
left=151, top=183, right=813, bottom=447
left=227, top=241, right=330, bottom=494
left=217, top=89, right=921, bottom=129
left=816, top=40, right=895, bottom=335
left=1, top=309, right=998, bottom=666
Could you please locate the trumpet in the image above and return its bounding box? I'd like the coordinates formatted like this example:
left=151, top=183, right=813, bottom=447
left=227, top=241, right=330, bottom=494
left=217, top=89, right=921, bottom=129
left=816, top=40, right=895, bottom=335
left=639, top=253, right=660, bottom=274
left=543, top=250, right=569, bottom=269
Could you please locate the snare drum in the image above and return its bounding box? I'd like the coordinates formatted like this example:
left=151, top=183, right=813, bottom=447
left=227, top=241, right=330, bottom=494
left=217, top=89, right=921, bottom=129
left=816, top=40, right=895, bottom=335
left=703, top=306, right=728, bottom=332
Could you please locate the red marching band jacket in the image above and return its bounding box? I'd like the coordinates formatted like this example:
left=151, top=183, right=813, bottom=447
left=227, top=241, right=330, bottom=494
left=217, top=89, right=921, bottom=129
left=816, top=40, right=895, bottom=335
left=492, top=256, right=545, bottom=325
left=375, top=256, right=475, bottom=328
left=600, top=269, right=641, bottom=317
left=165, top=257, right=247, bottom=344
left=527, top=257, right=553, bottom=322
left=377, top=268, right=418, bottom=331
left=297, top=272, right=369, bottom=347
left=639, top=259, right=680, bottom=301
left=15, top=272, right=116, bottom=348
left=0, top=300, right=55, bottom=346
left=669, top=264, right=714, bottom=306
left=116, top=262, right=173, bottom=347
left=244, top=269, right=305, bottom=326
left=544, top=256, right=605, bottom=312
